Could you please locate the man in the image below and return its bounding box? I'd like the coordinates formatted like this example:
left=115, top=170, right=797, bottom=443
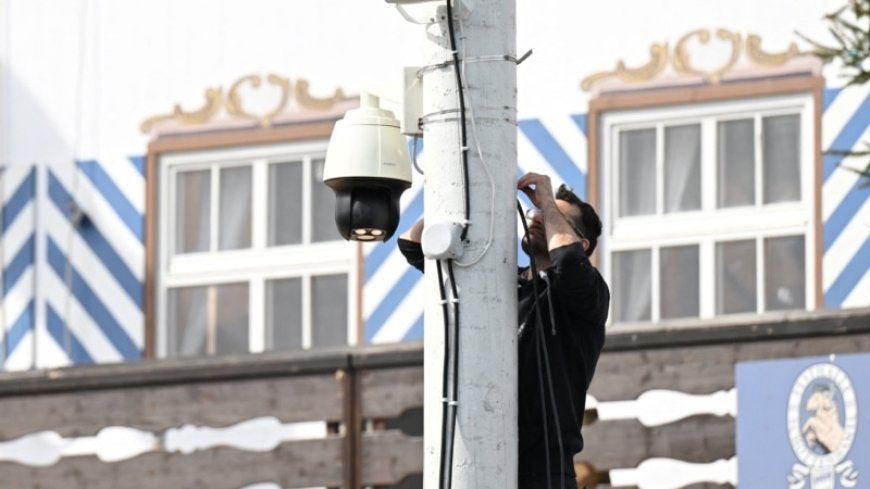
left=398, top=172, right=609, bottom=488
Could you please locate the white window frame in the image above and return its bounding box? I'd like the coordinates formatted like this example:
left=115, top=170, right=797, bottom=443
left=600, top=93, right=817, bottom=330
left=155, top=141, right=359, bottom=357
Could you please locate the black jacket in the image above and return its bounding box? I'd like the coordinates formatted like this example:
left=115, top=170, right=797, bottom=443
left=516, top=242, right=608, bottom=476
left=397, top=239, right=609, bottom=476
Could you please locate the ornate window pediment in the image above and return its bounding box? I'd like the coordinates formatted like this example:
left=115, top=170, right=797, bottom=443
left=581, top=29, right=820, bottom=94
left=141, top=74, right=354, bottom=134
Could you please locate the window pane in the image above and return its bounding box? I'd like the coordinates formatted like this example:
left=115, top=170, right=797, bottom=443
left=618, top=129, right=656, bottom=217
left=219, top=166, right=252, bottom=251
left=763, top=115, right=801, bottom=204
left=717, top=119, right=755, bottom=208
left=269, top=162, right=303, bottom=246
left=765, top=236, right=805, bottom=311
left=612, top=249, right=651, bottom=322
left=215, top=282, right=249, bottom=355
left=311, top=274, right=348, bottom=347
left=664, top=124, right=701, bottom=213
left=266, top=278, right=303, bottom=351
left=660, top=245, right=699, bottom=319
left=167, top=286, right=208, bottom=357
left=175, top=170, right=211, bottom=254
left=311, top=158, right=339, bottom=242
left=716, top=240, right=757, bottom=314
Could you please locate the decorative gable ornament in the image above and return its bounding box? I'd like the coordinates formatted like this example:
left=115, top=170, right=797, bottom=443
left=141, top=74, right=353, bottom=134
left=581, top=28, right=818, bottom=94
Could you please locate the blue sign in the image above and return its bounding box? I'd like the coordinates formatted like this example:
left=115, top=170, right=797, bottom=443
left=736, top=353, right=867, bottom=489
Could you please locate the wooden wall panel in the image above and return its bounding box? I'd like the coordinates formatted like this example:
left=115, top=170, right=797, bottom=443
left=0, top=312, right=865, bottom=488
left=579, top=416, right=734, bottom=470
left=0, top=374, right=343, bottom=439
left=359, top=367, right=424, bottom=420
left=0, top=438, right=344, bottom=489
left=589, top=331, right=870, bottom=401
left=360, top=430, right=424, bottom=487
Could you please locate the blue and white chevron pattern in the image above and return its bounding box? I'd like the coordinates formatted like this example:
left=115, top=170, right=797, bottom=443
left=363, top=89, right=870, bottom=344
left=1, top=165, right=36, bottom=370
left=39, top=157, right=145, bottom=366
left=821, top=84, right=870, bottom=309
left=0, top=157, right=144, bottom=369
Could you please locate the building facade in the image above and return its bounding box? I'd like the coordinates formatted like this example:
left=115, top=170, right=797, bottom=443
left=0, top=0, right=867, bottom=487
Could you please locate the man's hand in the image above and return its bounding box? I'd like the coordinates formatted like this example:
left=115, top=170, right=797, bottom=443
left=517, top=172, right=556, bottom=211
left=517, top=172, right=584, bottom=252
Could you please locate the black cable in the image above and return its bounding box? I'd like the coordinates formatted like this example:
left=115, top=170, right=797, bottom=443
left=439, top=12, right=470, bottom=482
left=436, top=260, right=452, bottom=489
left=535, top=300, right=566, bottom=487
left=445, top=0, right=471, bottom=241
left=517, top=200, right=566, bottom=489
left=439, top=4, right=469, bottom=481
left=443, top=260, right=460, bottom=489
left=535, top=328, right=552, bottom=489
left=517, top=201, right=551, bottom=489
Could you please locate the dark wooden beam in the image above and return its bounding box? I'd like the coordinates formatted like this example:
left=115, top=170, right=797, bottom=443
left=604, top=307, right=870, bottom=351
left=0, top=342, right=424, bottom=397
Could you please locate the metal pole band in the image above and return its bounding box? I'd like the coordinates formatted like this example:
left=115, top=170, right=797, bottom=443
left=417, top=54, right=519, bottom=77
left=420, top=105, right=516, bottom=127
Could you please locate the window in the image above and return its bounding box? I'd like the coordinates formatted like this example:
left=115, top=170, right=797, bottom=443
left=599, top=92, right=817, bottom=328
left=154, top=140, right=357, bottom=358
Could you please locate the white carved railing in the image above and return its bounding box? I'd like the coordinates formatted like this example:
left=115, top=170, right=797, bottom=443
left=609, top=457, right=738, bottom=489
left=0, top=417, right=326, bottom=467
left=583, top=389, right=739, bottom=489
left=588, top=388, right=737, bottom=426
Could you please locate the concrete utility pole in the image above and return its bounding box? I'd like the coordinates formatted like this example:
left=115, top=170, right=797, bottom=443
left=420, top=0, right=517, bottom=488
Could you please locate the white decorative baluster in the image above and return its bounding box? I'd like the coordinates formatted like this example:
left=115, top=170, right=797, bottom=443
left=94, top=427, right=158, bottom=462
left=0, top=417, right=328, bottom=466
left=0, top=431, right=65, bottom=466
left=596, top=388, right=737, bottom=426
left=60, top=435, right=99, bottom=458
left=164, top=416, right=326, bottom=454
left=585, top=394, right=598, bottom=410
left=60, top=427, right=156, bottom=462
left=609, top=456, right=737, bottom=489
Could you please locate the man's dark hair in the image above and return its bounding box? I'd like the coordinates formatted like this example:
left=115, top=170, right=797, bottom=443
left=555, top=184, right=602, bottom=256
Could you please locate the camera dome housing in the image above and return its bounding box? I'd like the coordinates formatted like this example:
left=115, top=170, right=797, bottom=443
left=323, top=93, right=412, bottom=241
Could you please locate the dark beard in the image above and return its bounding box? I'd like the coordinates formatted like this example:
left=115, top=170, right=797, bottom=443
left=521, top=234, right=548, bottom=258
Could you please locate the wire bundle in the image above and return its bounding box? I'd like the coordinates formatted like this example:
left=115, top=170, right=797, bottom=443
left=517, top=201, right=566, bottom=489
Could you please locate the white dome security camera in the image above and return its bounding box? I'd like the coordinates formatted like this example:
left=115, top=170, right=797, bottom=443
left=323, top=93, right=413, bottom=241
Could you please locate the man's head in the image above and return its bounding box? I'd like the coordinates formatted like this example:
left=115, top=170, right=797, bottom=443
left=522, top=184, right=602, bottom=258
left=555, top=184, right=602, bottom=256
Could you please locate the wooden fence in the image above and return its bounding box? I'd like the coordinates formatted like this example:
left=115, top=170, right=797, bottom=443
left=0, top=344, right=424, bottom=489
left=0, top=308, right=869, bottom=488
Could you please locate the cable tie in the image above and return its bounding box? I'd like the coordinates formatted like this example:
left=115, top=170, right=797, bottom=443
left=442, top=397, right=449, bottom=403
left=448, top=401, right=459, bottom=406
left=449, top=298, right=460, bottom=304
left=516, top=49, right=533, bottom=65
left=460, top=146, right=469, bottom=152
left=439, top=299, right=450, bottom=305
